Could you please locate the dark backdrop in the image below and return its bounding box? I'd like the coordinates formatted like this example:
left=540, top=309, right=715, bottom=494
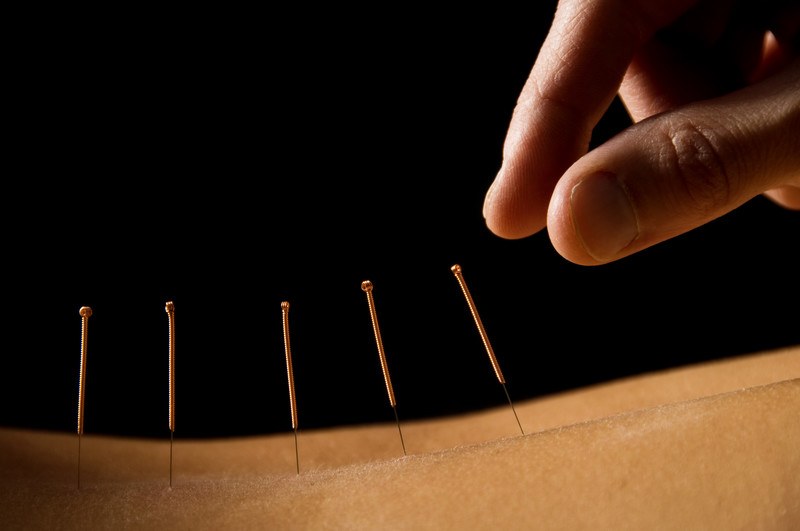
left=4, top=3, right=799, bottom=439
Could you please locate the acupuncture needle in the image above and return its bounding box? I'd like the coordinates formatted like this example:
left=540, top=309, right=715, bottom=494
left=361, top=280, right=407, bottom=456
left=165, top=301, right=176, bottom=487
left=77, top=306, right=92, bottom=489
left=281, top=301, right=300, bottom=474
left=451, top=264, right=525, bottom=435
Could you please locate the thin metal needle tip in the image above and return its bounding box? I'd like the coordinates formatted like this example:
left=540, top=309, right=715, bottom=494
left=362, top=280, right=407, bottom=456
left=169, top=431, right=174, bottom=487
left=293, top=429, right=300, bottom=475
left=451, top=264, right=525, bottom=435
left=77, top=434, right=82, bottom=489
left=392, top=405, right=407, bottom=456
left=502, top=383, right=525, bottom=436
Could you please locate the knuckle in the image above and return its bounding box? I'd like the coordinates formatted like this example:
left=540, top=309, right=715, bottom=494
left=657, top=116, right=736, bottom=215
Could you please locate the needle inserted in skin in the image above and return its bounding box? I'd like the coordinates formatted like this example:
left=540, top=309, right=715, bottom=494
left=281, top=301, right=300, bottom=475
left=165, top=301, right=176, bottom=487
left=77, top=306, right=92, bottom=489
left=451, top=264, right=525, bottom=435
left=361, top=280, right=407, bottom=456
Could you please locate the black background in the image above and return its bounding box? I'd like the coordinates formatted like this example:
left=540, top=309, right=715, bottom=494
left=3, top=3, right=798, bottom=439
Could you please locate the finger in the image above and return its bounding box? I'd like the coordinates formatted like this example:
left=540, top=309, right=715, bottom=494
left=622, top=2, right=800, bottom=122
left=620, top=9, right=763, bottom=121
left=764, top=185, right=800, bottom=210
left=483, top=0, right=698, bottom=239
left=547, top=58, right=800, bottom=265
left=621, top=9, right=798, bottom=122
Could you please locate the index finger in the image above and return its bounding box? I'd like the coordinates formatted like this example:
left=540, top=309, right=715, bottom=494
left=483, top=0, right=698, bottom=239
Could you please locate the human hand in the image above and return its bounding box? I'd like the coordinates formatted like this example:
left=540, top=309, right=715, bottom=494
left=483, top=1, right=800, bottom=265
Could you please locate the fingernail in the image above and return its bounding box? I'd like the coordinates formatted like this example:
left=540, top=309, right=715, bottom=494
left=570, top=172, right=639, bottom=262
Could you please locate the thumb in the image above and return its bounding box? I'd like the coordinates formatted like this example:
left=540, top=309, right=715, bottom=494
left=547, top=59, right=800, bottom=266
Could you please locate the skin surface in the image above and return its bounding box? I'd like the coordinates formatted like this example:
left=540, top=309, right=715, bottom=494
left=1, top=344, right=798, bottom=530
left=483, top=0, right=800, bottom=265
